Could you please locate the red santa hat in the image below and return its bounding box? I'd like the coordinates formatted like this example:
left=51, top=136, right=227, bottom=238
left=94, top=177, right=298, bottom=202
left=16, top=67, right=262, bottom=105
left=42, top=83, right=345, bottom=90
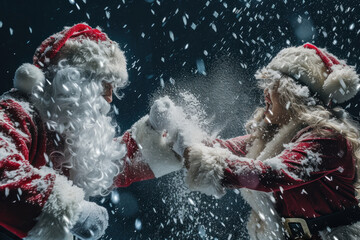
left=14, top=23, right=128, bottom=93
left=256, top=43, right=360, bottom=105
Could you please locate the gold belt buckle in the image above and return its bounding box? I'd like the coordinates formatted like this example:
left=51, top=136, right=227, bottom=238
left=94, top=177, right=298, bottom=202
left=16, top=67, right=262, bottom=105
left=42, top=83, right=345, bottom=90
left=284, top=218, right=312, bottom=239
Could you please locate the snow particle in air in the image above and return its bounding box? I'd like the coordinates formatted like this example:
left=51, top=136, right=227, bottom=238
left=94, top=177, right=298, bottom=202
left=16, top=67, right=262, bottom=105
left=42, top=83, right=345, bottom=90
left=196, top=59, right=206, bottom=75
left=349, top=23, right=355, bottom=30
left=135, top=219, right=142, bottom=230
left=169, top=31, right=175, bottom=41
left=111, top=190, right=120, bottom=204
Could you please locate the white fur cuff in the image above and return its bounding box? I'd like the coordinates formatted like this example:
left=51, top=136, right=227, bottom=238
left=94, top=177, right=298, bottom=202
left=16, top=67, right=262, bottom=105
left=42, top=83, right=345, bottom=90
left=131, top=115, right=183, bottom=178
left=185, top=144, right=230, bottom=198
left=25, top=175, right=85, bottom=240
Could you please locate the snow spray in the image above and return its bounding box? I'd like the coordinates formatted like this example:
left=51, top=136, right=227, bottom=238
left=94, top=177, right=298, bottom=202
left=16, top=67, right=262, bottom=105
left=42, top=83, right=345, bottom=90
left=145, top=58, right=259, bottom=239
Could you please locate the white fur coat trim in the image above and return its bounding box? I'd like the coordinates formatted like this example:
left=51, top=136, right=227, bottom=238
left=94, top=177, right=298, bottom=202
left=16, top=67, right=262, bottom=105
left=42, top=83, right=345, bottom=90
left=185, top=143, right=231, bottom=198
left=25, top=174, right=85, bottom=240
left=319, top=220, right=360, bottom=240
left=258, top=46, right=359, bottom=104
left=131, top=115, right=183, bottom=178
left=241, top=121, right=302, bottom=240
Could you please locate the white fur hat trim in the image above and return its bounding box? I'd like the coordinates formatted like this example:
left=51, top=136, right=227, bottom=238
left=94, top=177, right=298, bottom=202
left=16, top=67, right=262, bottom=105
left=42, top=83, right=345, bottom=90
left=257, top=45, right=360, bottom=104
left=14, top=63, right=45, bottom=94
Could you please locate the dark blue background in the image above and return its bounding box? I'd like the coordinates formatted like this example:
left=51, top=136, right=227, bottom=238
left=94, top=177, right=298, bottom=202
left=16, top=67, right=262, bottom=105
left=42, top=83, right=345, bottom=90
left=1, top=0, right=360, bottom=239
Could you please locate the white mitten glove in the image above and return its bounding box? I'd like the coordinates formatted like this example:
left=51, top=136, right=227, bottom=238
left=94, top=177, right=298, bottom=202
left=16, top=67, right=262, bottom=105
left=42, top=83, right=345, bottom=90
left=149, top=96, right=189, bottom=158
left=149, top=96, right=177, bottom=134
left=70, top=201, right=109, bottom=240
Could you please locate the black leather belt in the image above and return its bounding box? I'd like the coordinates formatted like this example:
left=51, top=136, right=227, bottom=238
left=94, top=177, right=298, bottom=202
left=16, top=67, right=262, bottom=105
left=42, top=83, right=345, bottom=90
left=284, top=205, right=360, bottom=239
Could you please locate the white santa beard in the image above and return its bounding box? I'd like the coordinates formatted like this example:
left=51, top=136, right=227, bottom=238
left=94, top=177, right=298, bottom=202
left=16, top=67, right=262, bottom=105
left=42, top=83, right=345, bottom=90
left=32, top=66, right=125, bottom=198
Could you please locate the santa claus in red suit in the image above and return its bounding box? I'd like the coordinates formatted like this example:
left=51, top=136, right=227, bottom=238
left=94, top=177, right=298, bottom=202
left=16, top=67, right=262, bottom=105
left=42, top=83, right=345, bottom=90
left=151, top=44, right=360, bottom=239
left=0, top=23, right=182, bottom=240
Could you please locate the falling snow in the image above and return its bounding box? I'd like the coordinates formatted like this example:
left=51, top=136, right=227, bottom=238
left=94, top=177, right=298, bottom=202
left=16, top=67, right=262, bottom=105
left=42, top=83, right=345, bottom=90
left=169, top=31, right=175, bottom=41
left=135, top=219, right=142, bottom=230
left=105, top=11, right=111, bottom=19
left=196, top=59, right=206, bottom=75
left=2, top=0, right=360, bottom=239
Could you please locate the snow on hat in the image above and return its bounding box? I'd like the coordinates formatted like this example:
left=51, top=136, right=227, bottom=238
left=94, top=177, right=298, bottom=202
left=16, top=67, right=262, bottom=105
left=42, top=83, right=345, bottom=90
left=256, top=43, right=360, bottom=105
left=14, top=23, right=128, bottom=93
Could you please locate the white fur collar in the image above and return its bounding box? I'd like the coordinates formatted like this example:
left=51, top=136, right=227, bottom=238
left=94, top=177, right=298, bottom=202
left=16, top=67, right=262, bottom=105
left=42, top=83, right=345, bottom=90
left=249, top=120, right=303, bottom=161
left=241, top=120, right=303, bottom=240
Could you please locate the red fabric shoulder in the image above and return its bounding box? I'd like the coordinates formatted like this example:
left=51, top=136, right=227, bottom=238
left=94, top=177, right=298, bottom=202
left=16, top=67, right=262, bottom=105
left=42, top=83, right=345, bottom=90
left=0, top=98, right=55, bottom=237
left=0, top=99, right=47, bottom=168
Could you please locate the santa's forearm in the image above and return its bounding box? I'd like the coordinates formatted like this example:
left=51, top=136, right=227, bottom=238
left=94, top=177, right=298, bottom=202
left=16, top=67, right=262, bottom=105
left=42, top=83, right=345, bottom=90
left=113, top=115, right=184, bottom=187
left=113, top=130, right=155, bottom=188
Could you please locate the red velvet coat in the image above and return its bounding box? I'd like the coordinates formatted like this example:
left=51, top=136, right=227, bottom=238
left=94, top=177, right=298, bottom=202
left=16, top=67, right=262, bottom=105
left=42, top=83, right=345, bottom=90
left=216, top=127, right=358, bottom=219
left=0, top=94, right=155, bottom=238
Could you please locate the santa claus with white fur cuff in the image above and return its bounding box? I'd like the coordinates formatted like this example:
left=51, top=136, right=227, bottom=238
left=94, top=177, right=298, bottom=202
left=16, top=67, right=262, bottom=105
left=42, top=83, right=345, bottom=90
left=0, top=23, right=182, bottom=240
left=154, top=44, right=360, bottom=240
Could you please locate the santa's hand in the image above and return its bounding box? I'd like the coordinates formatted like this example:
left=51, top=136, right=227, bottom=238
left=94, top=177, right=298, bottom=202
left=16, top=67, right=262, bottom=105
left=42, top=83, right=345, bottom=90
left=149, top=96, right=176, bottom=132
left=70, top=200, right=109, bottom=240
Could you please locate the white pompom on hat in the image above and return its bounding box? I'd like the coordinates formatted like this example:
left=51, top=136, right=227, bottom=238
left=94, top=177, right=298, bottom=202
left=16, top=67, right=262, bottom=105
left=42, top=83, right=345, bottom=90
left=256, top=43, right=360, bottom=105
left=14, top=63, right=45, bottom=93
left=13, top=23, right=128, bottom=94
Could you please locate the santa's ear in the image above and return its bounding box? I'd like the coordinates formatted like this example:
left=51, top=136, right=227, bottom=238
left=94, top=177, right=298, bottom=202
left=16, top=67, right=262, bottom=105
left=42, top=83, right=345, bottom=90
left=14, top=63, right=45, bottom=94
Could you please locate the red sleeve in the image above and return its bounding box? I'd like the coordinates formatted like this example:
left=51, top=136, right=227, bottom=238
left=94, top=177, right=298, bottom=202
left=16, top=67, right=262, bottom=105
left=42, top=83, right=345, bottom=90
left=222, top=131, right=349, bottom=193
left=0, top=99, right=56, bottom=238
left=214, top=135, right=250, bottom=156
left=113, top=131, right=155, bottom=187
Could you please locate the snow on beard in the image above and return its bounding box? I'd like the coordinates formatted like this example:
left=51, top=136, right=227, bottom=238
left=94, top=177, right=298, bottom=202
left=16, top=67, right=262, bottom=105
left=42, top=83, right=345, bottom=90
left=32, top=63, right=125, bottom=198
